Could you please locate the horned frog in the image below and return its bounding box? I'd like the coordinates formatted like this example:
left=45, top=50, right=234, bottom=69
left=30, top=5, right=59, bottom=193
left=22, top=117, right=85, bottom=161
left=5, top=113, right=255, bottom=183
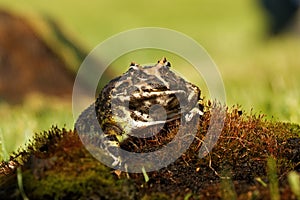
left=75, top=57, right=204, bottom=165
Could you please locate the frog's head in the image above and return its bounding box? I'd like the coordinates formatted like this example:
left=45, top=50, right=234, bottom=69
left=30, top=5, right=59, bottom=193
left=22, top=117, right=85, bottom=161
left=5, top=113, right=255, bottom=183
left=108, top=57, right=202, bottom=139
left=115, top=57, right=172, bottom=94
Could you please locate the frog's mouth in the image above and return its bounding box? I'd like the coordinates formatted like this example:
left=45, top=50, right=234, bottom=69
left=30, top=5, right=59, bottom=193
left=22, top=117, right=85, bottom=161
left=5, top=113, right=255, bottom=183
left=112, top=88, right=201, bottom=137
left=128, top=90, right=185, bottom=125
left=117, top=90, right=181, bottom=138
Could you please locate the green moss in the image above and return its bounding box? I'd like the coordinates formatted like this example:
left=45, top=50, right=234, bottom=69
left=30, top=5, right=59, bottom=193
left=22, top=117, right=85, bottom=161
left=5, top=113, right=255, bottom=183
left=141, top=193, right=170, bottom=200
left=23, top=165, right=134, bottom=200
left=0, top=126, right=136, bottom=199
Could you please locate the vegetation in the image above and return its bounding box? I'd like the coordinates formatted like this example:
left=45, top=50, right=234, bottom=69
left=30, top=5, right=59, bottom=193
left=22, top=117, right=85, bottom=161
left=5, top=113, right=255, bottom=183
left=0, top=106, right=299, bottom=199
left=0, top=0, right=299, bottom=199
left=0, top=95, right=73, bottom=159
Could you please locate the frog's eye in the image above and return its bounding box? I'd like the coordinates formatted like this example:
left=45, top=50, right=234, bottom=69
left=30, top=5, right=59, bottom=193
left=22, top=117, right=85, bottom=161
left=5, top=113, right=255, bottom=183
left=129, top=62, right=139, bottom=70
left=157, top=57, right=167, bottom=64
left=157, top=57, right=171, bottom=68
left=129, top=62, right=136, bottom=67
left=165, top=61, right=171, bottom=68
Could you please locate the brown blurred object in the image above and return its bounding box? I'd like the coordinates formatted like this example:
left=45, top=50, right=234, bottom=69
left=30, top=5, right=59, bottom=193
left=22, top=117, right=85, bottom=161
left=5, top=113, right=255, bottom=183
left=0, top=10, right=76, bottom=103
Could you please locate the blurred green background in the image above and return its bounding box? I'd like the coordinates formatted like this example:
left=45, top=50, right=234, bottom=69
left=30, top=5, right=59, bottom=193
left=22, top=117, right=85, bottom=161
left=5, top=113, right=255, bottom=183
left=0, top=0, right=300, bottom=157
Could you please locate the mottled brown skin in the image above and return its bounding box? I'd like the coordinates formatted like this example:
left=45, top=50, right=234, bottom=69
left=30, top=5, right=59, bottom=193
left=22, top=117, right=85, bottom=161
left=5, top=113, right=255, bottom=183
left=75, top=58, right=204, bottom=165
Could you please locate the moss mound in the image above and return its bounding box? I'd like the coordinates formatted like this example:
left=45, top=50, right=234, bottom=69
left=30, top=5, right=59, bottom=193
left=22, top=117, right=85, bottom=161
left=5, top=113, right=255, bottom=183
left=0, top=127, right=135, bottom=199
left=0, top=9, right=78, bottom=103
left=0, top=106, right=299, bottom=199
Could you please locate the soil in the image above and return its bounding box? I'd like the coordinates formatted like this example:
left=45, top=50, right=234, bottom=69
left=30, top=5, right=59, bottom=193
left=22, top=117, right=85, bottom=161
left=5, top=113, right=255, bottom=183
left=0, top=10, right=75, bottom=103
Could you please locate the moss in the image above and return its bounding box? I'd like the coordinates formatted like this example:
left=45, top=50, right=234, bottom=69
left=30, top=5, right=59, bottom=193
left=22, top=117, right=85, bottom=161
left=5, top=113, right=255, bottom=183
left=23, top=166, right=134, bottom=200
left=129, top=105, right=300, bottom=199
left=0, top=105, right=299, bottom=199
left=141, top=192, right=171, bottom=200
left=0, top=126, right=136, bottom=199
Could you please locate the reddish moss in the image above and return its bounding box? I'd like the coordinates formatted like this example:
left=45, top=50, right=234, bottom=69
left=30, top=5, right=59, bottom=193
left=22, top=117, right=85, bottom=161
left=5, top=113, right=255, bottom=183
left=0, top=105, right=299, bottom=199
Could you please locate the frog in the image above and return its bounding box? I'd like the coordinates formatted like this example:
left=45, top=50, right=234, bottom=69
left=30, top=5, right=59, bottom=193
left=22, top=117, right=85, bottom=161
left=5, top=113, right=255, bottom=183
left=75, top=57, right=204, bottom=166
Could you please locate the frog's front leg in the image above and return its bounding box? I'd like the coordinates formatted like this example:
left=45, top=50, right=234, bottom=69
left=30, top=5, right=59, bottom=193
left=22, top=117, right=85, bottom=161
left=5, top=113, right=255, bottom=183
left=100, top=124, right=125, bottom=167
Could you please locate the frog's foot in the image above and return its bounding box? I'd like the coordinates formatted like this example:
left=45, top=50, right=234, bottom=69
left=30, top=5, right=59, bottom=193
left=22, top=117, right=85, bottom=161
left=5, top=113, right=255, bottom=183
left=111, top=155, right=122, bottom=167
left=185, top=107, right=204, bottom=122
